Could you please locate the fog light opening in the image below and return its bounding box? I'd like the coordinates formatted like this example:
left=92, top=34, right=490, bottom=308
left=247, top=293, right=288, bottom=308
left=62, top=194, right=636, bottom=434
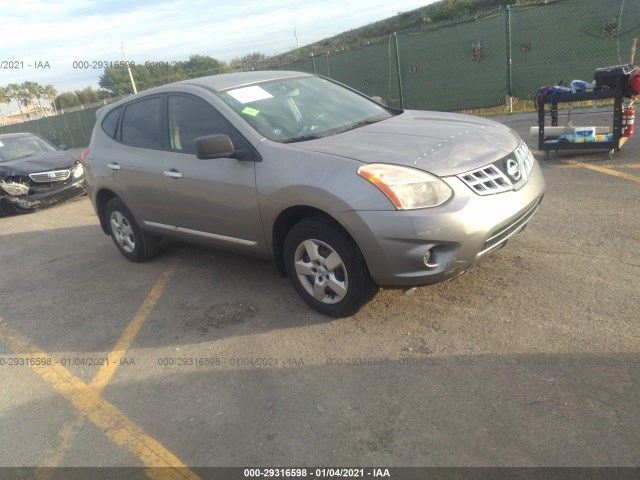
left=423, top=247, right=439, bottom=269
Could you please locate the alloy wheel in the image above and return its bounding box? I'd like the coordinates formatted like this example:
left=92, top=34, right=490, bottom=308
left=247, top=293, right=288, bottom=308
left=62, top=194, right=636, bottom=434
left=110, top=211, right=135, bottom=253
left=294, top=239, right=348, bottom=304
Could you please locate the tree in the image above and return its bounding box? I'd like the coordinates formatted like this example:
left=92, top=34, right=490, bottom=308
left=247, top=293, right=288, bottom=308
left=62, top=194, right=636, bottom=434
left=6, top=84, right=25, bottom=119
left=23, top=81, right=43, bottom=117
left=184, top=54, right=230, bottom=77
left=99, top=54, right=230, bottom=95
left=0, top=86, right=9, bottom=125
left=43, top=85, right=58, bottom=115
left=17, top=83, right=34, bottom=119
left=36, top=84, right=48, bottom=116
left=230, top=52, right=268, bottom=71
left=99, top=67, right=136, bottom=96
left=55, top=92, right=81, bottom=110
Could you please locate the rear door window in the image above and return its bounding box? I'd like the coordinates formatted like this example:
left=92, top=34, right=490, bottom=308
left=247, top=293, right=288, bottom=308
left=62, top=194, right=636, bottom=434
left=121, top=97, right=163, bottom=149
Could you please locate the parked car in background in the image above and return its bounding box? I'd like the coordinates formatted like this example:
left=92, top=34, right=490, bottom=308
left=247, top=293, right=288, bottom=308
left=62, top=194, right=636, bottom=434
left=0, top=133, right=85, bottom=215
left=84, top=71, right=545, bottom=317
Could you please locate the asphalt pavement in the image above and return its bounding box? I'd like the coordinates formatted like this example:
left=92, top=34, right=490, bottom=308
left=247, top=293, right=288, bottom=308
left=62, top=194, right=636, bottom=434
left=0, top=110, right=638, bottom=474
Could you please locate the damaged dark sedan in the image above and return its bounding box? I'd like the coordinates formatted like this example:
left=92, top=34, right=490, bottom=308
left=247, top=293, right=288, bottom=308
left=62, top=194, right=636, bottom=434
left=0, top=133, right=85, bottom=215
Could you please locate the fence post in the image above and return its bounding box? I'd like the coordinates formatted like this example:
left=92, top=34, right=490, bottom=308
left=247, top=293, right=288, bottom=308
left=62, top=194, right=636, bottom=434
left=326, top=51, right=330, bottom=77
left=506, top=5, right=513, bottom=113
left=310, top=53, right=316, bottom=74
left=394, top=32, right=405, bottom=109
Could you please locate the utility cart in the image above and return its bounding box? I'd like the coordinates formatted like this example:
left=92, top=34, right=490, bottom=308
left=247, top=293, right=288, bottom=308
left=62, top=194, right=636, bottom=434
left=535, top=65, right=638, bottom=160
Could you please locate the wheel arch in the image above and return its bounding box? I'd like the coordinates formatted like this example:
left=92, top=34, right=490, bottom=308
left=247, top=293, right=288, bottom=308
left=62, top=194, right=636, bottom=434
left=271, top=205, right=357, bottom=278
left=95, top=188, right=119, bottom=235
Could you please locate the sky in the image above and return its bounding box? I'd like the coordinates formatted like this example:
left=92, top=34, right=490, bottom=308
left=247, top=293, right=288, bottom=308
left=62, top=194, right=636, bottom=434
left=1, top=0, right=435, bottom=114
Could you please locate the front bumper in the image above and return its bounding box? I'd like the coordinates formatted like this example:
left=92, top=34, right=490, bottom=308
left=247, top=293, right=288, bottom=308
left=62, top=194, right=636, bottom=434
left=335, top=161, right=546, bottom=287
left=1, top=178, right=86, bottom=213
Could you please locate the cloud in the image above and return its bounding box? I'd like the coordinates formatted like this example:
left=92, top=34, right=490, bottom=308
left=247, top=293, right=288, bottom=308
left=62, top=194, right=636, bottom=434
left=1, top=0, right=433, bottom=98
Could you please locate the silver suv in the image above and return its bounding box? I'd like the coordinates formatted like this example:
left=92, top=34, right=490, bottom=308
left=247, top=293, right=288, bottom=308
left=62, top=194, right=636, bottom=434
left=84, top=71, right=545, bottom=317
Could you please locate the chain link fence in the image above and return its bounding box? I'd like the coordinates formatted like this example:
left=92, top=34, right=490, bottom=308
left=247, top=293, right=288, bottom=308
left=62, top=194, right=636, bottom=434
left=0, top=106, right=101, bottom=148
left=0, top=98, right=122, bottom=148
left=2, top=0, right=638, bottom=147
left=267, top=0, right=640, bottom=111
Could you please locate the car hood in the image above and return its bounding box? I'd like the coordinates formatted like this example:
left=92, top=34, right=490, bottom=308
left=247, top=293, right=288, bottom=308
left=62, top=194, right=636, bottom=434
left=290, top=110, right=521, bottom=176
left=0, top=151, right=78, bottom=178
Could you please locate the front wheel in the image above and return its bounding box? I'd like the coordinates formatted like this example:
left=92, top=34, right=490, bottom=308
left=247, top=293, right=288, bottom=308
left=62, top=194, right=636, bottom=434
left=105, top=198, right=160, bottom=262
left=283, top=216, right=377, bottom=317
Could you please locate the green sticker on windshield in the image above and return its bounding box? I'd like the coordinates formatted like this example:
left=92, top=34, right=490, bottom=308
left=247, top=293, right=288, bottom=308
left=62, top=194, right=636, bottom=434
left=242, top=107, right=260, bottom=116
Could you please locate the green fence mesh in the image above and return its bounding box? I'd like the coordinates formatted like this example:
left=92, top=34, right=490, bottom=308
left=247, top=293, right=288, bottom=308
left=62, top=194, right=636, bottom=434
left=2, top=0, right=639, bottom=146
left=275, top=58, right=314, bottom=74
left=510, top=0, right=640, bottom=99
left=398, top=11, right=508, bottom=111
left=268, top=0, right=639, bottom=110
left=0, top=106, right=100, bottom=148
left=321, top=41, right=402, bottom=107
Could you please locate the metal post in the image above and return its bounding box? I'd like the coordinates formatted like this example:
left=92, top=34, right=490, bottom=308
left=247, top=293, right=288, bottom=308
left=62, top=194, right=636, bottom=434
left=122, top=42, right=138, bottom=94
left=310, top=53, right=316, bottom=74
left=506, top=6, right=513, bottom=113
left=326, top=51, right=330, bottom=77
left=394, top=32, right=404, bottom=109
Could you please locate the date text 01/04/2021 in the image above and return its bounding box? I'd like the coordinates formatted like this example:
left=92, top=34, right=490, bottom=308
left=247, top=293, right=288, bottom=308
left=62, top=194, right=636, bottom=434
left=243, top=468, right=391, bottom=477
left=156, top=357, right=304, bottom=367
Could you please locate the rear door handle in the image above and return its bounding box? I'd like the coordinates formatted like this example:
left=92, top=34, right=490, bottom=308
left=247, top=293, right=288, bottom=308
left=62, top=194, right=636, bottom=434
left=163, top=169, right=183, bottom=179
left=107, top=162, right=121, bottom=170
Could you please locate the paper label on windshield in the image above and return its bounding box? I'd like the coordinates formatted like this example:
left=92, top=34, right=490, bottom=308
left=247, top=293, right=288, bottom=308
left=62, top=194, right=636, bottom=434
left=0, top=141, right=4, bottom=147
left=227, top=86, right=273, bottom=104
left=242, top=107, right=260, bottom=116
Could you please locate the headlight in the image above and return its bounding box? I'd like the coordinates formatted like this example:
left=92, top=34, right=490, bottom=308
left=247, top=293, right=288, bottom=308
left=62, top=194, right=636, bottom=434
left=357, top=163, right=452, bottom=210
left=73, top=163, right=84, bottom=178
left=515, top=142, right=535, bottom=176
left=0, top=181, right=30, bottom=196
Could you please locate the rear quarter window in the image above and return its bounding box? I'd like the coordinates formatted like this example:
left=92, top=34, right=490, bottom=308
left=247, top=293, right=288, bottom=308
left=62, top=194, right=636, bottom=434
left=101, top=106, right=121, bottom=139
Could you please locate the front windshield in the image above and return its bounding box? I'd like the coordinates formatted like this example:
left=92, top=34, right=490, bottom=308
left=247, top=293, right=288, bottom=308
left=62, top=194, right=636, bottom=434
left=0, top=135, right=57, bottom=162
left=219, top=76, right=394, bottom=143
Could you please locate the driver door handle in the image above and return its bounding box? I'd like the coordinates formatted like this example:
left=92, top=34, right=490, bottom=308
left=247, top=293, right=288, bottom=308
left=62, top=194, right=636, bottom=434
left=163, top=169, right=183, bottom=179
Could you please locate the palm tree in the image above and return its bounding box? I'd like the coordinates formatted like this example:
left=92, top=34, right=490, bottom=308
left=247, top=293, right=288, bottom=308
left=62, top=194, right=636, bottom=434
left=18, top=86, right=33, bottom=120
left=0, top=86, right=10, bottom=125
left=36, top=83, right=49, bottom=117
left=23, top=81, right=43, bottom=118
left=6, top=83, right=25, bottom=121
left=44, top=84, right=58, bottom=115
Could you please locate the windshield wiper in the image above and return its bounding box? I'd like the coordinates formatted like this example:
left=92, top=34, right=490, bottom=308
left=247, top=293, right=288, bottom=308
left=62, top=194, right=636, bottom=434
left=284, top=117, right=384, bottom=143
left=283, top=134, right=324, bottom=144
left=11, top=154, right=35, bottom=160
left=335, top=118, right=381, bottom=134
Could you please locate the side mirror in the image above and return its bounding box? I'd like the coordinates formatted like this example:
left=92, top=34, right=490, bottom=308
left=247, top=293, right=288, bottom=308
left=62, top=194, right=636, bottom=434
left=195, top=134, right=249, bottom=160
left=195, top=134, right=235, bottom=159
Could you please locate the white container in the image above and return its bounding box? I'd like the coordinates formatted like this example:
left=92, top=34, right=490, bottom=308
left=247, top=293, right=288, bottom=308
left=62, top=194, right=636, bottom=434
left=574, top=127, right=596, bottom=141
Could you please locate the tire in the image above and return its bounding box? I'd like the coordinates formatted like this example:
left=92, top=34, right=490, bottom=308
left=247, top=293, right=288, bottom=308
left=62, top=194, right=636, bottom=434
left=105, top=198, right=160, bottom=262
left=0, top=201, right=15, bottom=217
left=283, top=216, right=377, bottom=317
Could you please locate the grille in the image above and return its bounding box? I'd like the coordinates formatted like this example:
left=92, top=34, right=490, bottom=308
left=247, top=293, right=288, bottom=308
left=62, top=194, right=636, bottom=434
left=29, top=169, right=71, bottom=183
left=458, top=142, right=535, bottom=196
left=479, top=199, right=542, bottom=256
left=457, top=165, right=512, bottom=195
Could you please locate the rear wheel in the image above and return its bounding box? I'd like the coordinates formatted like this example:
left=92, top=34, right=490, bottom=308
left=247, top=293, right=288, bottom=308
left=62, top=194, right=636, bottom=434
left=283, top=216, right=377, bottom=317
left=105, top=198, right=160, bottom=262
